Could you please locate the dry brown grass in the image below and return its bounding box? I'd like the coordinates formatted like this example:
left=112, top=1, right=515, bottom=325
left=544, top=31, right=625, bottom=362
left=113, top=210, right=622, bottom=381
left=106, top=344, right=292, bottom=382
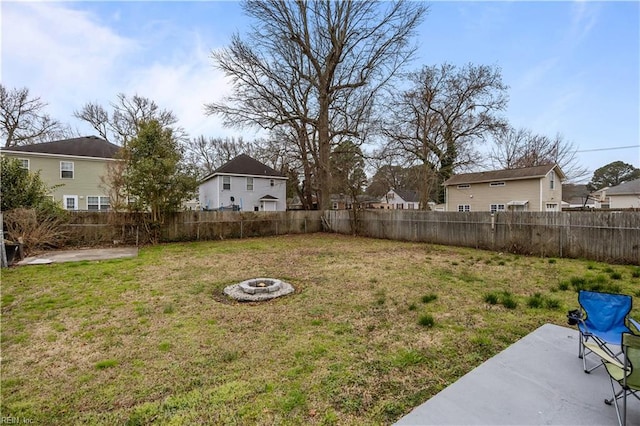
left=2, top=233, right=639, bottom=425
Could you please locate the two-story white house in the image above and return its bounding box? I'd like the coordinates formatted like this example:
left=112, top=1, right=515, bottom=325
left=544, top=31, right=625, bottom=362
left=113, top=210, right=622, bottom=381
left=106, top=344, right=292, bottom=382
left=198, top=154, right=288, bottom=212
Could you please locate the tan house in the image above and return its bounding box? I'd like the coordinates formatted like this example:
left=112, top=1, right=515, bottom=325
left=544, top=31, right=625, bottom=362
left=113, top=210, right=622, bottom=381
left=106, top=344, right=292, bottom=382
left=1, top=136, right=121, bottom=211
left=443, top=164, right=565, bottom=212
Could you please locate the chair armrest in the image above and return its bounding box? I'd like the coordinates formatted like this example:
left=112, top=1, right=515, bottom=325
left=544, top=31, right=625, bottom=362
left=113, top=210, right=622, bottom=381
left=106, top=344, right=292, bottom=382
left=629, top=317, right=640, bottom=334
left=584, top=341, right=625, bottom=369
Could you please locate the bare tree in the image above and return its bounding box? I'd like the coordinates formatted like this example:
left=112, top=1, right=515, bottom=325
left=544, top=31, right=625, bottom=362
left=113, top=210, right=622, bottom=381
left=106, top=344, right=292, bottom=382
left=489, top=126, right=588, bottom=181
left=74, top=93, right=186, bottom=146
left=184, top=135, right=264, bottom=178
left=206, top=0, right=427, bottom=209
left=382, top=63, right=509, bottom=204
left=0, top=85, right=72, bottom=147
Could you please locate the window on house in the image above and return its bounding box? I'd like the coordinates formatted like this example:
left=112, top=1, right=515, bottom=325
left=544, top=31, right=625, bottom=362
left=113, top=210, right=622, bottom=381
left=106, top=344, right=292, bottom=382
left=223, top=176, right=231, bottom=190
left=246, top=177, right=254, bottom=191
left=63, top=195, right=78, bottom=210
left=18, top=159, right=29, bottom=169
left=489, top=182, right=505, bottom=187
left=60, top=161, right=74, bottom=179
left=407, top=203, right=415, bottom=209
left=87, top=196, right=110, bottom=211
left=490, top=204, right=506, bottom=213
left=387, top=192, right=395, bottom=199
left=270, top=179, right=275, bottom=187
left=396, top=203, right=404, bottom=209
left=332, top=202, right=338, bottom=209
left=546, top=203, right=558, bottom=211
left=549, top=171, right=555, bottom=190
left=457, top=184, right=470, bottom=189
left=458, top=205, right=470, bottom=212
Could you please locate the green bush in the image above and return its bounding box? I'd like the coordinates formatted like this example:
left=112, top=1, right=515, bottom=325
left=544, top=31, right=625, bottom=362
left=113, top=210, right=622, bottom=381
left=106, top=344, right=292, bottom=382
left=501, top=295, right=518, bottom=310
left=418, top=314, right=435, bottom=327
left=526, top=293, right=544, bottom=308
left=544, top=298, right=561, bottom=310
left=421, top=293, right=438, bottom=304
left=95, top=359, right=118, bottom=369
left=484, top=293, right=499, bottom=305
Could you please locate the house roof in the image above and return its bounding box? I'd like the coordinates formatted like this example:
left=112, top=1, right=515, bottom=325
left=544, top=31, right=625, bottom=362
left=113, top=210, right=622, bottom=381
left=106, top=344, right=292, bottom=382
left=1, top=136, right=121, bottom=159
left=393, top=189, right=420, bottom=203
left=260, top=195, right=279, bottom=200
left=443, top=164, right=565, bottom=186
left=201, top=154, right=286, bottom=182
left=606, top=178, right=640, bottom=196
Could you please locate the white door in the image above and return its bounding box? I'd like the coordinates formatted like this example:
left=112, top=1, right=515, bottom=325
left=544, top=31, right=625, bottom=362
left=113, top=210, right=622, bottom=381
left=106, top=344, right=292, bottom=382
left=63, top=195, right=78, bottom=210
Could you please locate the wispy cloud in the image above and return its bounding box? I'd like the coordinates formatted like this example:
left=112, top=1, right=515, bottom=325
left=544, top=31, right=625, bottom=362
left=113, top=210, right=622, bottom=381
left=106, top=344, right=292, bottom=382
left=568, top=1, right=600, bottom=44
left=1, top=2, right=235, bottom=139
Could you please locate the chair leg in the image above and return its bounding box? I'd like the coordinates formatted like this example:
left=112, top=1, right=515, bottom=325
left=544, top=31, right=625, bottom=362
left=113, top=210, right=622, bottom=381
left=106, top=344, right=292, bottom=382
left=605, top=379, right=623, bottom=426
left=605, top=389, right=624, bottom=406
left=622, top=387, right=627, bottom=426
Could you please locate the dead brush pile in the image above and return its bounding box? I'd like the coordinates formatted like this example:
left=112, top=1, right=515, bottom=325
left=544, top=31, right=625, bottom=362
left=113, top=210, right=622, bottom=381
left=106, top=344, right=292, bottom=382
left=3, top=208, right=69, bottom=254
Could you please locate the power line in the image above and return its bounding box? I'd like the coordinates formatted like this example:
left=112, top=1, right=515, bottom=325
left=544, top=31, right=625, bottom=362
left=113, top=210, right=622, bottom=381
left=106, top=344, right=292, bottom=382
left=577, top=145, right=640, bottom=153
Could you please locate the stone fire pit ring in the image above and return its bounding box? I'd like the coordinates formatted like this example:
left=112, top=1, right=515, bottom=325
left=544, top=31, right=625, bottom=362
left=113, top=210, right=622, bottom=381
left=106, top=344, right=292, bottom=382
left=224, top=278, right=295, bottom=302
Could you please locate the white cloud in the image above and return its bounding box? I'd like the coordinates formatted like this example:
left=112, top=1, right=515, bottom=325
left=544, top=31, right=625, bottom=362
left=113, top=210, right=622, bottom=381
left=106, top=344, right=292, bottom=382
left=1, top=2, right=247, bottom=139
left=570, top=1, right=599, bottom=43
left=2, top=2, right=137, bottom=127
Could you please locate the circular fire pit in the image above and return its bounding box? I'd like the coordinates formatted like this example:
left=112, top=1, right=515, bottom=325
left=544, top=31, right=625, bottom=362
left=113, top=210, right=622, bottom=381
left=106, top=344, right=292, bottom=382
left=239, top=278, right=282, bottom=294
left=224, top=278, right=294, bottom=301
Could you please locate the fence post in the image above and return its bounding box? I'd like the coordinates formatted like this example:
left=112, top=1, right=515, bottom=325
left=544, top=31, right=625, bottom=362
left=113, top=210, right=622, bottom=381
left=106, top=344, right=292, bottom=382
left=241, top=220, right=243, bottom=239
left=1, top=213, right=7, bottom=268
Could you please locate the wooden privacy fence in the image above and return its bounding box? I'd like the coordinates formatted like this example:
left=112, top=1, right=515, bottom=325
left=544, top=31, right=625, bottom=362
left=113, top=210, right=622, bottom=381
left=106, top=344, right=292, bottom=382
left=62, top=210, right=323, bottom=246
left=324, top=209, right=640, bottom=265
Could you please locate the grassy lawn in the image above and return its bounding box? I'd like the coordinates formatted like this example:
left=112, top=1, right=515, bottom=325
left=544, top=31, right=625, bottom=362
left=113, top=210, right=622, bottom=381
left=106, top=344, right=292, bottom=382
left=2, top=233, right=639, bottom=425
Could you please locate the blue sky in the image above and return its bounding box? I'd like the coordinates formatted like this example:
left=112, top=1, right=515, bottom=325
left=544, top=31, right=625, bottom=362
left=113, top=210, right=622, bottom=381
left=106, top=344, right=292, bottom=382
left=2, top=1, right=638, bottom=181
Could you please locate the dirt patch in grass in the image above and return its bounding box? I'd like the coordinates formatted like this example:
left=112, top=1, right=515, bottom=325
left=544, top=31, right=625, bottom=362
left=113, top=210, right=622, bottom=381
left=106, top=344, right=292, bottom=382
left=2, top=233, right=639, bottom=424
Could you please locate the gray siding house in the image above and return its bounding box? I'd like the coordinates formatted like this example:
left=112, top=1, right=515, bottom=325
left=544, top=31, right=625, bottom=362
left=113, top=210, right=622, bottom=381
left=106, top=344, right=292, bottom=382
left=198, top=154, right=288, bottom=211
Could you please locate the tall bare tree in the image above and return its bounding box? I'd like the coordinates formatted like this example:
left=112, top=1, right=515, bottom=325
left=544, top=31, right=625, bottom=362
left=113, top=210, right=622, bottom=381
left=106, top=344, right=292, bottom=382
left=0, top=85, right=73, bottom=147
left=489, top=126, right=588, bottom=181
left=382, top=63, right=509, bottom=204
left=206, top=0, right=427, bottom=209
left=74, top=93, right=186, bottom=146
left=184, top=135, right=264, bottom=178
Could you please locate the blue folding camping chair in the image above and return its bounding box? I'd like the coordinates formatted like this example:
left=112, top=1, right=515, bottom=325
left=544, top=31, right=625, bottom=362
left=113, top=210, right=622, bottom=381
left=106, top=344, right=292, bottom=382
left=572, top=290, right=633, bottom=373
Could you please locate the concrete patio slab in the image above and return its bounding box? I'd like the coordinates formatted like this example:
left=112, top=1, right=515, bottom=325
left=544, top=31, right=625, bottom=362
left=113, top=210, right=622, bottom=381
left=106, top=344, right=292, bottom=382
left=17, top=247, right=138, bottom=265
left=395, top=323, right=639, bottom=425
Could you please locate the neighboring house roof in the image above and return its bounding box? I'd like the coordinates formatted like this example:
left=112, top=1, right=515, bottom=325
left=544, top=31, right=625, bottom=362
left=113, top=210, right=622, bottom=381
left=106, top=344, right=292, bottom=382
left=393, top=189, right=420, bottom=203
left=201, top=154, right=286, bottom=182
left=565, top=196, right=596, bottom=207
left=443, top=164, right=565, bottom=186
left=260, top=194, right=279, bottom=200
left=1, top=136, right=120, bottom=159
left=606, top=178, right=640, bottom=196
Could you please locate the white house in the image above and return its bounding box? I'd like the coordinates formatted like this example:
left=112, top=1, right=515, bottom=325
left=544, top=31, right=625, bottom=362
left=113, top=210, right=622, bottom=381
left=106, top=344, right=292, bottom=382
left=198, top=154, right=288, bottom=212
left=606, top=178, right=640, bottom=209
left=371, top=189, right=421, bottom=210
